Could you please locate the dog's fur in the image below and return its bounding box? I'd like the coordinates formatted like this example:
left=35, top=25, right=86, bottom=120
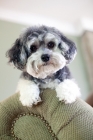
left=6, top=26, right=81, bottom=106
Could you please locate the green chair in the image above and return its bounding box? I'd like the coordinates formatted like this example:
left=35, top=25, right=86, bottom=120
left=0, top=89, right=93, bottom=140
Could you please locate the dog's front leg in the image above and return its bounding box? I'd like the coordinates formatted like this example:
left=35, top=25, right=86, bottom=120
left=16, top=79, right=41, bottom=106
left=55, top=79, right=81, bottom=104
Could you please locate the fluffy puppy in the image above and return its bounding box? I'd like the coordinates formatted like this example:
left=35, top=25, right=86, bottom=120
left=6, top=26, right=81, bottom=106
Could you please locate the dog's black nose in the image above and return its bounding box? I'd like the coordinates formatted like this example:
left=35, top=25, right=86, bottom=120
left=41, top=54, right=50, bottom=62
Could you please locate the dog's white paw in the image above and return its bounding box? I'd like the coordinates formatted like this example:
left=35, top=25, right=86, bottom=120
left=17, top=79, right=41, bottom=107
left=56, top=79, right=81, bottom=104
left=20, top=89, right=41, bottom=107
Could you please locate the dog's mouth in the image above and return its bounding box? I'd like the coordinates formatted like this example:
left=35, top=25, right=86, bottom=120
left=43, top=63, right=48, bottom=66
left=32, top=61, right=55, bottom=73
left=42, top=62, right=54, bottom=66
left=32, top=60, right=55, bottom=70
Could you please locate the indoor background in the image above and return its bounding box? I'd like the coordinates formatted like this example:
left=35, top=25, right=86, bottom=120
left=0, top=0, right=93, bottom=101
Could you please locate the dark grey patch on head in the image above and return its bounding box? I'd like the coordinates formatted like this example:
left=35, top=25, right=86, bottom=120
left=58, top=42, right=62, bottom=50
left=27, top=36, right=33, bottom=41
left=20, top=26, right=48, bottom=45
left=27, top=32, right=39, bottom=41
left=24, top=45, right=31, bottom=58
left=32, top=32, right=39, bottom=36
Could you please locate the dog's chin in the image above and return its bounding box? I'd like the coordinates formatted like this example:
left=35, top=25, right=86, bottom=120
left=26, top=55, right=66, bottom=79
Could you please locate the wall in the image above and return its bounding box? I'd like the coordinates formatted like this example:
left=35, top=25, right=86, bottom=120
left=0, top=20, right=91, bottom=101
left=68, top=36, right=91, bottom=99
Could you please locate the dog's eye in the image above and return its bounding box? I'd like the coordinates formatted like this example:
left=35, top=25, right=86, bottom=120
left=47, top=41, right=55, bottom=49
left=30, top=45, right=37, bottom=53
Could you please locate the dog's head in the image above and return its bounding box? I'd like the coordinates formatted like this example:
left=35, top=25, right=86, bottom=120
left=7, top=26, right=77, bottom=78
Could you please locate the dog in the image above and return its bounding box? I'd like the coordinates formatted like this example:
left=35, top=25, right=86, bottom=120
left=6, top=25, right=81, bottom=107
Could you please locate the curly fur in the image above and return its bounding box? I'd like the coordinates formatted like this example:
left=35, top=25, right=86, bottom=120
left=6, top=25, right=80, bottom=107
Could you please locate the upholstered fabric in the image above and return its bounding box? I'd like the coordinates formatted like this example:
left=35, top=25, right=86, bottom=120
left=0, top=89, right=93, bottom=140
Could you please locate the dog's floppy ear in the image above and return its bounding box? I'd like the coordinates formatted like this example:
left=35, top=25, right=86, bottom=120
left=60, top=35, right=77, bottom=64
left=6, top=38, right=27, bottom=70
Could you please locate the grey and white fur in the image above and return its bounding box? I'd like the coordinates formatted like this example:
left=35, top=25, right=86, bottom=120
left=6, top=26, right=81, bottom=106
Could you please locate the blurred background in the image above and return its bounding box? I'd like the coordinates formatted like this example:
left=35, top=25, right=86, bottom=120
left=0, top=0, right=93, bottom=101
